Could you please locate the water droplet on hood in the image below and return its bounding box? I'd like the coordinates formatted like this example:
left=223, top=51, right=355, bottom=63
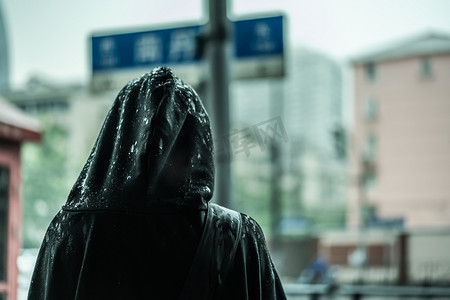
left=158, top=139, right=163, bottom=153
left=130, top=141, right=137, bottom=153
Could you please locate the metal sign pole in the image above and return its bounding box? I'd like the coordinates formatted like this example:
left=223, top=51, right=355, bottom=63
left=206, top=0, right=232, bottom=208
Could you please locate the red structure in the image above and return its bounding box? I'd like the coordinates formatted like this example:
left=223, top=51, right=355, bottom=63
left=0, top=97, right=41, bottom=300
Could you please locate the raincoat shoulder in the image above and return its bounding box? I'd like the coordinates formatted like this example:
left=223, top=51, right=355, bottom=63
left=180, top=203, right=287, bottom=299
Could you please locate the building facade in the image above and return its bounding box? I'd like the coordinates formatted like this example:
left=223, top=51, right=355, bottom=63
left=0, top=97, right=41, bottom=300
left=348, top=32, right=450, bottom=230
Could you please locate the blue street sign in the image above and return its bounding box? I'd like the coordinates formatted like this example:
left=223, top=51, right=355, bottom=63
left=233, top=15, right=284, bottom=59
left=91, top=15, right=284, bottom=87
left=92, top=25, right=203, bottom=72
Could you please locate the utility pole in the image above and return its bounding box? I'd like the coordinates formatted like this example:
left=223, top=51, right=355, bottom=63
left=205, top=0, right=232, bottom=208
left=270, top=80, right=284, bottom=240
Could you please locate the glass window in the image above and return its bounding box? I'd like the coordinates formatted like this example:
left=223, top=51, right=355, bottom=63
left=365, top=62, right=376, bottom=82
left=0, top=165, right=9, bottom=282
left=362, top=133, right=377, bottom=162
left=421, top=57, right=432, bottom=77
left=364, top=167, right=377, bottom=190
left=363, top=96, right=378, bottom=121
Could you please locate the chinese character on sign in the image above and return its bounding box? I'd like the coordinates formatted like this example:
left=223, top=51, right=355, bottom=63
left=134, top=34, right=163, bottom=64
left=99, top=38, right=118, bottom=68
left=251, top=116, right=289, bottom=151
left=253, top=22, right=276, bottom=53
left=168, top=29, right=197, bottom=63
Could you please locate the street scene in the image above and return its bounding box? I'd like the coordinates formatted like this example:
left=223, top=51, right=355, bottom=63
left=1, top=0, right=450, bottom=299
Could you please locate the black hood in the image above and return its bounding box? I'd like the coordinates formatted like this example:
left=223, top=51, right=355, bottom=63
left=64, top=67, right=214, bottom=210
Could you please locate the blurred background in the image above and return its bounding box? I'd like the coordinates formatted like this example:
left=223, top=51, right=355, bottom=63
left=1, top=0, right=450, bottom=299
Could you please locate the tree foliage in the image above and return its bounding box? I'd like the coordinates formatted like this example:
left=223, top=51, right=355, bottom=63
left=21, top=118, right=71, bottom=248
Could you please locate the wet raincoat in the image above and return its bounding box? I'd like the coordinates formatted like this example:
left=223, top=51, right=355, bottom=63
left=28, top=67, right=286, bottom=299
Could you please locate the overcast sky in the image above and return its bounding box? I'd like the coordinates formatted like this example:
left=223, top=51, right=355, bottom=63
left=2, top=0, right=450, bottom=87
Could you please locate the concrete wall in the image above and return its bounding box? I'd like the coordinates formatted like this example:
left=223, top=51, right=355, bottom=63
left=408, top=229, right=450, bottom=283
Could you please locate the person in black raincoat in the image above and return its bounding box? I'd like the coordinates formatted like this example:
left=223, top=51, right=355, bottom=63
left=28, top=67, right=287, bottom=299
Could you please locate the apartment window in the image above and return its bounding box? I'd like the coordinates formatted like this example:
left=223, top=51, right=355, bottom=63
left=364, top=167, right=377, bottom=190
left=363, top=133, right=377, bottom=162
left=421, top=57, right=432, bottom=77
left=363, top=96, right=378, bottom=121
left=364, top=62, right=376, bottom=82
left=0, top=166, right=9, bottom=282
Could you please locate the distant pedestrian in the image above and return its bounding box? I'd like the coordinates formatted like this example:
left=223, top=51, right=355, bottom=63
left=28, top=67, right=286, bottom=299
